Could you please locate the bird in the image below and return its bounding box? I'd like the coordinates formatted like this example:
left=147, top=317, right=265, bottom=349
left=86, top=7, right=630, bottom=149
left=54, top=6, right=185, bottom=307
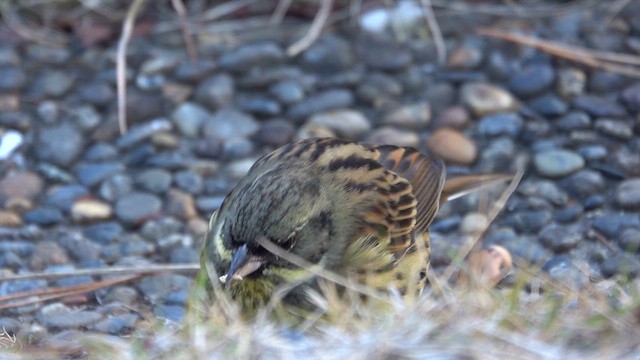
left=199, top=137, right=509, bottom=320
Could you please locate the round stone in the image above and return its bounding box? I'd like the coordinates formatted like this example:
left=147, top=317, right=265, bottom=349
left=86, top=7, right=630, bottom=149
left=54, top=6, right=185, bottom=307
left=426, top=128, right=477, bottom=165
left=460, top=82, right=518, bottom=116
left=307, top=110, right=371, bottom=138
left=383, top=102, right=431, bottom=129
left=534, top=149, right=585, bottom=177
left=115, top=192, right=162, bottom=225
left=614, top=178, right=640, bottom=209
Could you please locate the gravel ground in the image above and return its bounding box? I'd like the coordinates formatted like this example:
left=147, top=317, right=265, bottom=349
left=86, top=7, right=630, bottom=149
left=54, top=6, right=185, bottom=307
left=0, top=0, right=639, bottom=346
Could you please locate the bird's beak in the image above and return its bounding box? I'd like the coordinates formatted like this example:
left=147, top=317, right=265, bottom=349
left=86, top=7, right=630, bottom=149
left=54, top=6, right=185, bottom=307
left=219, top=244, right=264, bottom=284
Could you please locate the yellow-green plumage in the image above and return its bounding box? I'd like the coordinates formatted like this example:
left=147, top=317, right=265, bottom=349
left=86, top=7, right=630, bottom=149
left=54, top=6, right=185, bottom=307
left=199, top=137, right=508, bottom=322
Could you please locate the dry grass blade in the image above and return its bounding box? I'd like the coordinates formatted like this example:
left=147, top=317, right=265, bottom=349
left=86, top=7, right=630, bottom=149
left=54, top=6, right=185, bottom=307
left=287, top=0, right=334, bottom=57
left=270, top=0, right=293, bottom=25
left=0, top=0, right=67, bottom=46
left=171, top=0, right=199, bottom=68
left=441, top=157, right=525, bottom=282
left=117, top=0, right=148, bottom=135
left=0, top=263, right=200, bottom=281
left=0, top=274, right=140, bottom=311
left=255, top=236, right=388, bottom=302
left=477, top=27, right=640, bottom=78
left=419, top=0, right=446, bottom=66
left=431, top=0, right=599, bottom=17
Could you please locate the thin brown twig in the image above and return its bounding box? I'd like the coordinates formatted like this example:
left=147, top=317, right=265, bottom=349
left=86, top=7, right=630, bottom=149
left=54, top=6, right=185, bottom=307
left=287, top=0, right=334, bottom=57
left=0, top=0, right=67, bottom=46
left=171, top=0, right=199, bottom=69
left=431, top=0, right=599, bottom=17
left=420, top=0, right=446, bottom=66
left=0, top=275, right=140, bottom=311
left=476, top=27, right=640, bottom=78
left=117, top=0, right=147, bottom=135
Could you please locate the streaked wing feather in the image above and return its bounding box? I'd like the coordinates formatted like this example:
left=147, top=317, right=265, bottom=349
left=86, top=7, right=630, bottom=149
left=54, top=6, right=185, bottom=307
left=441, top=174, right=512, bottom=204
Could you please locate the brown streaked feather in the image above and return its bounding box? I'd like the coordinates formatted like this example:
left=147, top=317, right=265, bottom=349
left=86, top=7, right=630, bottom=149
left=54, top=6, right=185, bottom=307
left=373, top=145, right=446, bottom=235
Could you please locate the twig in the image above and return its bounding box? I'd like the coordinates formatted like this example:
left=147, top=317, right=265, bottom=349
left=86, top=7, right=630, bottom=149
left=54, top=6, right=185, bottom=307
left=171, top=0, right=199, bottom=69
left=604, top=0, right=633, bottom=26
left=270, top=0, right=293, bottom=25
left=419, top=0, right=446, bottom=66
left=0, top=275, right=140, bottom=311
left=476, top=27, right=640, bottom=78
left=117, top=0, right=147, bottom=135
left=287, top=0, right=334, bottom=57
left=431, top=0, right=599, bottom=17
left=153, top=0, right=258, bottom=34
left=0, top=0, right=67, bottom=46
left=0, top=263, right=200, bottom=281
left=589, top=229, right=617, bottom=253
left=441, top=157, right=525, bottom=282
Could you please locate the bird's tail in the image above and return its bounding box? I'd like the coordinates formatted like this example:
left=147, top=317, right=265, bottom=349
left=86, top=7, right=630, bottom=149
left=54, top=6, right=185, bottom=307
left=441, top=174, right=512, bottom=204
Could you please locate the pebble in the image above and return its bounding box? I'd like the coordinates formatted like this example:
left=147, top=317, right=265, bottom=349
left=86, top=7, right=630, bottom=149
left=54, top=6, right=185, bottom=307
left=542, top=256, right=590, bottom=288
left=71, top=198, right=113, bottom=222
left=0, top=130, right=23, bottom=160
left=75, top=162, right=125, bottom=187
left=618, top=228, right=640, bottom=252
left=203, top=108, right=259, bottom=140
left=573, top=94, right=627, bottom=117
left=235, top=93, right=281, bottom=116
left=173, top=59, right=216, bottom=81
left=39, top=70, right=75, bottom=97
left=154, top=305, right=185, bottom=323
left=529, top=93, right=568, bottom=117
left=164, top=189, right=197, bottom=221
left=460, top=82, right=518, bottom=116
left=218, top=42, right=285, bottom=72
left=621, top=82, right=640, bottom=112
left=357, top=72, right=402, bottom=105
left=0, top=210, right=22, bottom=227
left=383, top=102, right=431, bottom=129
left=0, top=66, right=26, bottom=91
left=591, top=213, right=640, bottom=239
left=435, top=106, right=470, bottom=129
left=0, top=171, right=44, bottom=205
left=136, top=169, right=172, bottom=193
left=194, top=73, right=234, bottom=109
left=533, top=149, right=585, bottom=177
left=614, top=178, right=640, bottom=209
left=560, top=169, right=605, bottom=198
left=83, top=222, right=123, bottom=244
left=140, top=217, right=183, bottom=242
left=601, top=253, right=640, bottom=278
left=114, top=192, right=162, bottom=225
left=269, top=80, right=305, bottom=104
left=137, top=274, right=192, bottom=303
left=256, top=119, right=295, bottom=146
left=557, top=68, right=586, bottom=98
left=117, top=118, right=173, bottom=148
left=447, top=44, right=483, bottom=69
left=366, top=127, right=420, bottom=147
left=594, top=118, right=633, bottom=140
left=299, top=34, right=355, bottom=73
left=36, top=122, right=84, bottom=167
left=539, top=223, right=583, bottom=251
left=99, top=174, right=133, bottom=201
left=125, top=91, right=165, bottom=122
left=173, top=170, right=203, bottom=195
left=84, top=143, right=119, bottom=162
left=29, top=241, right=70, bottom=271
left=171, top=102, right=210, bottom=137
left=518, top=180, right=568, bottom=206
left=555, top=111, right=591, bottom=131
left=78, top=81, right=114, bottom=106
left=37, top=303, right=103, bottom=330
left=307, top=110, right=371, bottom=138
left=459, top=212, right=489, bottom=235
left=45, top=184, right=89, bottom=212
left=287, top=89, right=355, bottom=121
left=102, top=236, right=155, bottom=262
left=477, top=112, right=523, bottom=137
left=358, top=36, right=412, bottom=70
left=508, top=63, right=555, bottom=98
left=426, top=128, right=477, bottom=165
left=92, top=313, right=139, bottom=335
left=24, top=207, right=63, bottom=226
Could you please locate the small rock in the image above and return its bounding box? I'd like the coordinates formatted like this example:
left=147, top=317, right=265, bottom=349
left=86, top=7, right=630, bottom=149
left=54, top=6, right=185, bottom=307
left=614, top=178, right=640, bottom=209
left=0, top=66, right=26, bottom=91
left=84, top=222, right=123, bottom=244
left=447, top=45, right=483, bottom=69
left=358, top=36, right=412, bottom=70
left=171, top=102, right=210, bottom=137
left=287, top=89, right=354, bottom=121
left=601, top=253, right=640, bottom=278
left=461, top=82, right=518, bottom=116
left=29, top=241, right=70, bottom=271
left=621, top=82, right=640, bottom=112
left=435, top=106, right=470, bottom=129
left=0, top=210, right=21, bottom=227
left=560, top=169, right=605, bottom=198
left=356, top=72, right=402, bottom=105
left=75, top=162, right=125, bottom=187
left=194, top=73, right=234, bottom=109
left=165, top=189, right=197, bottom=221
left=426, top=128, right=477, bottom=165
left=203, top=108, right=258, bottom=139
left=0, top=171, right=44, bottom=205
left=299, top=34, right=355, bottom=74
left=45, top=184, right=89, bottom=212
left=174, top=170, right=203, bottom=195
left=78, top=81, right=114, bottom=106
left=307, top=110, right=371, bottom=138
left=534, top=149, right=585, bottom=177
left=117, top=118, right=173, bottom=148
left=93, top=313, right=139, bottom=335
left=71, top=198, right=113, bottom=222
left=539, top=223, right=583, bottom=251
left=555, top=111, right=591, bottom=131
left=99, top=174, right=133, bottom=201
left=256, top=119, right=295, bottom=146
left=557, top=67, right=586, bottom=98
left=137, top=274, right=192, bottom=303
left=618, top=228, right=640, bottom=252
left=366, top=127, right=419, bottom=147
left=573, top=95, right=627, bottom=117
left=235, top=94, right=281, bottom=116
left=591, top=213, right=640, bottom=238
left=84, top=143, right=118, bottom=162
left=459, top=212, right=489, bottom=235
left=37, top=303, right=102, bottom=330
left=0, top=130, right=23, bottom=160
left=383, top=102, right=431, bottom=129
left=508, top=63, right=555, bottom=97
left=136, top=169, right=172, bottom=193
left=594, top=118, right=633, bottom=140
left=542, top=256, right=589, bottom=288
left=115, top=192, right=162, bottom=225
left=36, top=122, right=84, bottom=167
left=269, top=81, right=305, bottom=104
left=24, top=207, right=63, bottom=226
left=477, top=112, right=523, bottom=137
left=218, top=42, right=284, bottom=72
left=529, top=93, right=568, bottom=117
left=507, top=210, right=553, bottom=233
left=39, top=70, right=75, bottom=97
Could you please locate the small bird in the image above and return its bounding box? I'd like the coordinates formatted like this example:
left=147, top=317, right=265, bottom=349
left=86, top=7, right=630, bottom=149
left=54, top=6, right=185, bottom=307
left=200, top=137, right=508, bottom=320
